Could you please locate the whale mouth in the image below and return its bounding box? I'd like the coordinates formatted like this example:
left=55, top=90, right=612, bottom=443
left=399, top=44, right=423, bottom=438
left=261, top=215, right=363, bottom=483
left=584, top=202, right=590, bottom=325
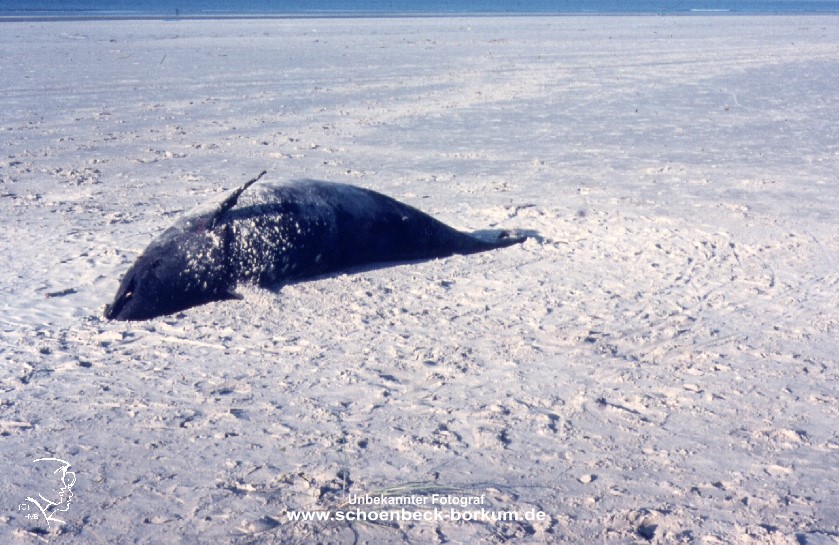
left=104, top=278, right=136, bottom=320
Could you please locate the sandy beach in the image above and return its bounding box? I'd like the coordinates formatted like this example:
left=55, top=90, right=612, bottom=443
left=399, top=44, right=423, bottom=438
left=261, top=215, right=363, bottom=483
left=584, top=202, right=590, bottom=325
left=2, top=15, right=838, bottom=544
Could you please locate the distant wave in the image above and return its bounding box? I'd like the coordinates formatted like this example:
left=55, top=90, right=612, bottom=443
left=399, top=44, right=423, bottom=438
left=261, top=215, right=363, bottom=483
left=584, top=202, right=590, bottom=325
left=1, top=0, right=838, bottom=18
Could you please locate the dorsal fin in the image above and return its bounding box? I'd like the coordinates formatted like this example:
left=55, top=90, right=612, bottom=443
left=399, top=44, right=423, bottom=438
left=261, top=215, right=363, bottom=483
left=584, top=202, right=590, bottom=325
left=208, top=170, right=267, bottom=229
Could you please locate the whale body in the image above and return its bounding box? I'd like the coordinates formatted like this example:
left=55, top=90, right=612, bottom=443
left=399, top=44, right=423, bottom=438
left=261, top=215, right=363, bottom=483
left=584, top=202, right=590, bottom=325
left=104, top=172, right=528, bottom=320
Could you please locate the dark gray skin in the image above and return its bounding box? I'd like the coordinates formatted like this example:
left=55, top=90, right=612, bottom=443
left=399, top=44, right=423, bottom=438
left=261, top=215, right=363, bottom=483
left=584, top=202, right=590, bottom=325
left=104, top=172, right=528, bottom=321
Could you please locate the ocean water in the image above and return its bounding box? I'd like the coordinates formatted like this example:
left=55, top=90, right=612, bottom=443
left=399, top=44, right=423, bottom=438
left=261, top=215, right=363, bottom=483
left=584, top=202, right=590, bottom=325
left=2, top=0, right=839, bottom=17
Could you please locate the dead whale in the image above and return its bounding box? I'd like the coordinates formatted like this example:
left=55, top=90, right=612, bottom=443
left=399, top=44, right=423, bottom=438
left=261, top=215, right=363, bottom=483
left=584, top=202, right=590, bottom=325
left=104, top=172, right=528, bottom=320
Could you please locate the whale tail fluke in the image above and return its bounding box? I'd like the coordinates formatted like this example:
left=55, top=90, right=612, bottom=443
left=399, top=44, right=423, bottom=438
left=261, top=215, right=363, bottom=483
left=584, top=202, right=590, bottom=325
left=465, top=228, right=534, bottom=251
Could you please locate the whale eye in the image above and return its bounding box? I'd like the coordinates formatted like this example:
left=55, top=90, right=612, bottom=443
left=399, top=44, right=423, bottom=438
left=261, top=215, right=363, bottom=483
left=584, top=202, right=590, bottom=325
left=122, top=277, right=137, bottom=301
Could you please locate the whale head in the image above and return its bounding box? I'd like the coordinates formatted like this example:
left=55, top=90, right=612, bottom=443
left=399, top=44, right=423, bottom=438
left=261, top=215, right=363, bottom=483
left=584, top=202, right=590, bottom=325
left=104, top=172, right=265, bottom=321
left=104, top=217, right=233, bottom=321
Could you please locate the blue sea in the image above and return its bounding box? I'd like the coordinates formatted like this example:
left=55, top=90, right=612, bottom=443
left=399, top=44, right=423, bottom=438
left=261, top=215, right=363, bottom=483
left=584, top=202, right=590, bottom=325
left=2, top=0, right=838, bottom=18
